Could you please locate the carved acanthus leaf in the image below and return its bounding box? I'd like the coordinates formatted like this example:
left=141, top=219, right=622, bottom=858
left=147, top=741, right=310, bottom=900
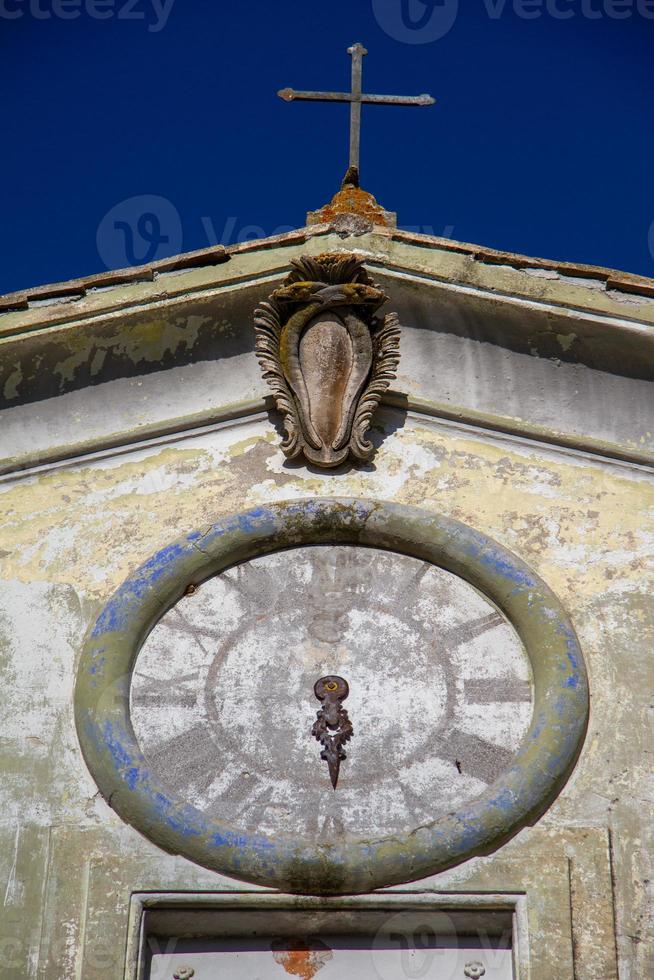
left=351, top=312, right=401, bottom=460
left=253, top=300, right=302, bottom=458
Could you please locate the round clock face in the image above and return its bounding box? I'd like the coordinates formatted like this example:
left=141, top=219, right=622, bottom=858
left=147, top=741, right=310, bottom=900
left=130, top=545, right=533, bottom=843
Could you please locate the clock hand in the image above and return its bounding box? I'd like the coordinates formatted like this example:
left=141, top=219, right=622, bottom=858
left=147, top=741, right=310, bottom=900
left=311, top=675, right=353, bottom=790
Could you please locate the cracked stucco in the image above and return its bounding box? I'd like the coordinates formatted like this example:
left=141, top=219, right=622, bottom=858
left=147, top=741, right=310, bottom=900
left=1, top=416, right=650, bottom=603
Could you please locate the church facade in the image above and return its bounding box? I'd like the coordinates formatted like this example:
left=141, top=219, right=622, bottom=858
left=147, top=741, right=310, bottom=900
left=1, top=187, right=653, bottom=978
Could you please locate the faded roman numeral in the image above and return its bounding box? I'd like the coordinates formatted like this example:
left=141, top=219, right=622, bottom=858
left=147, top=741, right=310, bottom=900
left=441, top=612, right=505, bottom=648
left=433, top=729, right=514, bottom=785
left=145, top=725, right=221, bottom=796
left=464, top=677, right=531, bottom=703
left=132, top=670, right=199, bottom=708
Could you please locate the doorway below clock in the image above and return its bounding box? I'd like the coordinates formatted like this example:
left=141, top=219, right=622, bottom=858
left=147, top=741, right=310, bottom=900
left=128, top=892, right=522, bottom=980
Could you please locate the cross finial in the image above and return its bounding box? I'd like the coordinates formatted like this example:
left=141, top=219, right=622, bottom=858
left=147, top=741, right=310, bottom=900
left=278, top=43, right=435, bottom=177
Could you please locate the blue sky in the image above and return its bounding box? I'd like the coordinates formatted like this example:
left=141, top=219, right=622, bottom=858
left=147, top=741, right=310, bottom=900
left=1, top=0, right=653, bottom=293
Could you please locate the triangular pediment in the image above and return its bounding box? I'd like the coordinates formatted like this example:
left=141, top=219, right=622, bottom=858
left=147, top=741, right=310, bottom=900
left=1, top=224, right=653, bottom=473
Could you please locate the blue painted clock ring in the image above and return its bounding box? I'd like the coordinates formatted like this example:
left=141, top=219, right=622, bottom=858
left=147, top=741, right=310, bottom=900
left=75, top=498, right=589, bottom=895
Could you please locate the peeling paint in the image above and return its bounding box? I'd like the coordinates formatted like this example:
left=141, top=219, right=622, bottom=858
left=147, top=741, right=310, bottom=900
left=3, top=417, right=650, bottom=609
left=3, top=365, right=22, bottom=400
left=0, top=408, right=652, bottom=977
left=556, top=332, right=577, bottom=352
left=271, top=939, right=333, bottom=978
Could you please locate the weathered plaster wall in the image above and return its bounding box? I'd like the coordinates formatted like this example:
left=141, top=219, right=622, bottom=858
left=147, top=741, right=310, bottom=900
left=1, top=408, right=652, bottom=978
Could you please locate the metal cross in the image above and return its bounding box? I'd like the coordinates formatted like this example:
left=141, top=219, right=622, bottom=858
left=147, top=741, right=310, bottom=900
left=278, top=43, right=435, bottom=173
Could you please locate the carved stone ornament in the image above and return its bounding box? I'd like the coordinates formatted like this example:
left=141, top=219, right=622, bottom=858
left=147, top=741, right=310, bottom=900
left=254, top=252, right=401, bottom=467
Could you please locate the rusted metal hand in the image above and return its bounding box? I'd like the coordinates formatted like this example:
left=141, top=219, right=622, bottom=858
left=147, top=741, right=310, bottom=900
left=312, top=675, right=353, bottom=789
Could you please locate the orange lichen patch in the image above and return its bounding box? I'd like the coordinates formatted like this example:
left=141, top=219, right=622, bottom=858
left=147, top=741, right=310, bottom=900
left=307, top=183, right=397, bottom=229
left=271, top=938, right=334, bottom=978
